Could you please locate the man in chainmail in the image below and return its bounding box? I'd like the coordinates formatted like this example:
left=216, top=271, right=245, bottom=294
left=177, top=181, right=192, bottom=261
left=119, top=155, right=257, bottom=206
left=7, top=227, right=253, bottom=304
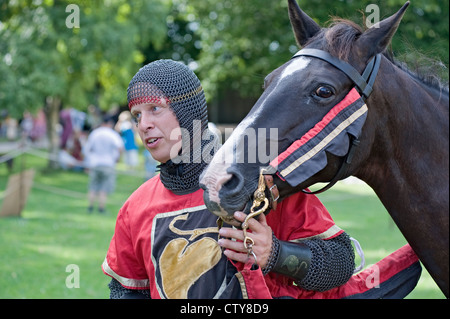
left=102, top=59, right=357, bottom=299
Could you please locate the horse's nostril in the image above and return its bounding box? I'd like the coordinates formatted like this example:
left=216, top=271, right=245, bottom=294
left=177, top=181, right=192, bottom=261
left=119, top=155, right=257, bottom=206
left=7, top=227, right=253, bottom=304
left=222, top=167, right=245, bottom=197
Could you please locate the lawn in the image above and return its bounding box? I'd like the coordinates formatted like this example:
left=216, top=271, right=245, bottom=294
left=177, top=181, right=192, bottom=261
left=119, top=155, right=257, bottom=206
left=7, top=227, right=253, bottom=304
left=0, top=151, right=446, bottom=299
left=0, top=151, right=144, bottom=299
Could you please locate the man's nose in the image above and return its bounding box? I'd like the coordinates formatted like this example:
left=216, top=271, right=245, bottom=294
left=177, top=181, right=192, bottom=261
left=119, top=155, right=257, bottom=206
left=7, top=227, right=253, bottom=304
left=139, top=112, right=154, bottom=131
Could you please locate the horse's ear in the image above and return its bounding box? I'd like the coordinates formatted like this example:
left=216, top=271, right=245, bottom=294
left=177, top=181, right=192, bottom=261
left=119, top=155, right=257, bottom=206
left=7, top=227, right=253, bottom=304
left=288, top=0, right=321, bottom=47
left=356, top=1, right=410, bottom=59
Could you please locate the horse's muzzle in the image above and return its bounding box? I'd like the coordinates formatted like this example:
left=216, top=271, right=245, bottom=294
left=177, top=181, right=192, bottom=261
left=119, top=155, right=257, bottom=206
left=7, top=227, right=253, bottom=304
left=200, top=166, right=254, bottom=227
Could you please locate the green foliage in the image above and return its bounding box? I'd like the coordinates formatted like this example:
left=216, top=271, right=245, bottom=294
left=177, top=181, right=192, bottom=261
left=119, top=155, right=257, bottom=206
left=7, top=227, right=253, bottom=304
left=178, top=0, right=295, bottom=97
left=1, top=0, right=448, bottom=116
left=0, top=0, right=170, bottom=116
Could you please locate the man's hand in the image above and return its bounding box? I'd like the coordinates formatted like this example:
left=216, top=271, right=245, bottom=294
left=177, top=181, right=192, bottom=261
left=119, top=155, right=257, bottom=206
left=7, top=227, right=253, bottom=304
left=218, top=211, right=273, bottom=268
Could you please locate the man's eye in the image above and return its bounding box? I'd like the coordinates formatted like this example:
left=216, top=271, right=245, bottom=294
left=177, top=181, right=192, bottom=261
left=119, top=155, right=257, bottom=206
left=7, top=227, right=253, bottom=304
left=132, top=113, right=141, bottom=124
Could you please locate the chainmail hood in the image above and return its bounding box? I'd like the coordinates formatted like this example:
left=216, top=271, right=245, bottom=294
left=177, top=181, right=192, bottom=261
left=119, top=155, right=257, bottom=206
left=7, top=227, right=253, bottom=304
left=127, top=59, right=219, bottom=194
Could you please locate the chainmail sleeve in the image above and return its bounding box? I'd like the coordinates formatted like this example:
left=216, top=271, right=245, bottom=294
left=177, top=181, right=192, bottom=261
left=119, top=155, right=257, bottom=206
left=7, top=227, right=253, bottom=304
left=108, top=278, right=151, bottom=299
left=296, top=232, right=355, bottom=292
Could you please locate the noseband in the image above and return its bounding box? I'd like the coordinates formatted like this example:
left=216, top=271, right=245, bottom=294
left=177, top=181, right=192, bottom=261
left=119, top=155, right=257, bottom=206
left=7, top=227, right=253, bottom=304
left=264, top=49, right=382, bottom=196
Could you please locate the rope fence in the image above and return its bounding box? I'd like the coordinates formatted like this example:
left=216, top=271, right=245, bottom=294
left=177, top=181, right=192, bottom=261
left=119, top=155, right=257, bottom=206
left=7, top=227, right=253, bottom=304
left=0, top=143, right=152, bottom=204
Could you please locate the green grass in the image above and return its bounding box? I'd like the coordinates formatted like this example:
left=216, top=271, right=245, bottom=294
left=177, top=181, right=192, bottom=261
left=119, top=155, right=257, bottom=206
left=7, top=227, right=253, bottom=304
left=0, top=152, right=446, bottom=298
left=0, top=152, right=145, bottom=299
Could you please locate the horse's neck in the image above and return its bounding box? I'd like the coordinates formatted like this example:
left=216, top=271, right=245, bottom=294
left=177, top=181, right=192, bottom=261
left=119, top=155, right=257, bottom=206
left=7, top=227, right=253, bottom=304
left=358, top=61, right=449, bottom=218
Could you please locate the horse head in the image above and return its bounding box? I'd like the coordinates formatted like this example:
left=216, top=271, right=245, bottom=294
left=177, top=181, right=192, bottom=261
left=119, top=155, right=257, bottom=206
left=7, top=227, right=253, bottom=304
left=200, top=0, right=410, bottom=226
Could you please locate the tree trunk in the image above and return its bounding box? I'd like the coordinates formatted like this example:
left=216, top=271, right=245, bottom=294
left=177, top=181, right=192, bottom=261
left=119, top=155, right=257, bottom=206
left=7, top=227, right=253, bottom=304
left=44, top=96, right=61, bottom=169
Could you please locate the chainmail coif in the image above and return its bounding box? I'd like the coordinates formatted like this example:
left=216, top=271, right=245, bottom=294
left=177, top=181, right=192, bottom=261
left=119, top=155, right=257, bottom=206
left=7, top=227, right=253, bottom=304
left=128, top=59, right=219, bottom=194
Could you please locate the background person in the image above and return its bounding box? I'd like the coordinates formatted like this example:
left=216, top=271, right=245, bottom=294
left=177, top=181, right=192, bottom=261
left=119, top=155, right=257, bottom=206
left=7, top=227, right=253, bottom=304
left=115, top=110, right=139, bottom=169
left=83, top=116, right=124, bottom=213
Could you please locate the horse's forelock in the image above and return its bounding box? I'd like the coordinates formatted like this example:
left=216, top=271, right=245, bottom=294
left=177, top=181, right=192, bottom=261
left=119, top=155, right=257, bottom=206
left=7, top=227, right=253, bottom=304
left=322, top=19, right=363, bottom=61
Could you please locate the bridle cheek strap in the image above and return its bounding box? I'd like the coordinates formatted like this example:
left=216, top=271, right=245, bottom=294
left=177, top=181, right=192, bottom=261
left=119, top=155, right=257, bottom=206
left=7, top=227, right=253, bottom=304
left=294, top=49, right=381, bottom=99
left=263, top=174, right=280, bottom=210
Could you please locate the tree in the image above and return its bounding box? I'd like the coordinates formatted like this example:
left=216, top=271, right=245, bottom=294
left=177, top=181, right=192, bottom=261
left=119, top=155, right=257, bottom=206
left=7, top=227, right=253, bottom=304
left=1, top=0, right=169, bottom=113
left=1, top=0, right=447, bottom=129
left=0, top=0, right=169, bottom=166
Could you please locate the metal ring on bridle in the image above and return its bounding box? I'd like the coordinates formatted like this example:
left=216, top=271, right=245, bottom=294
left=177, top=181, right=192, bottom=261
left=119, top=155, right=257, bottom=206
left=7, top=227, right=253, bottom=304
left=243, top=234, right=254, bottom=250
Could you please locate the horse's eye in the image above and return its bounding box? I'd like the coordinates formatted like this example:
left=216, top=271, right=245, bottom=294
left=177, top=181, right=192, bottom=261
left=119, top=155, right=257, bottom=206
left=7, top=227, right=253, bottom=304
left=315, top=86, right=334, bottom=98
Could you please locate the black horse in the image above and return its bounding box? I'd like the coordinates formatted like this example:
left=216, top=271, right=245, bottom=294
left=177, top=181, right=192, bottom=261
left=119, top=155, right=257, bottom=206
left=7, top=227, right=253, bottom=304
left=200, top=1, right=449, bottom=297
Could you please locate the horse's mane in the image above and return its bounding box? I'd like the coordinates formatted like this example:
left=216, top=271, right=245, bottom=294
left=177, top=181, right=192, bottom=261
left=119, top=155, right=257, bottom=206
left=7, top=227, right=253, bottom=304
left=311, top=18, right=449, bottom=94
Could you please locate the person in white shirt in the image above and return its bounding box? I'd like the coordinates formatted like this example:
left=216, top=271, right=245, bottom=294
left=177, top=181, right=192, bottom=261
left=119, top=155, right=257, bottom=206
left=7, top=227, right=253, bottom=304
left=83, top=116, right=124, bottom=213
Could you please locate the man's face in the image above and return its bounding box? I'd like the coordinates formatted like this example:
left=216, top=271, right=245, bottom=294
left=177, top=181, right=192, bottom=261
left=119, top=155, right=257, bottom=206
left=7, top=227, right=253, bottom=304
left=131, top=99, right=181, bottom=163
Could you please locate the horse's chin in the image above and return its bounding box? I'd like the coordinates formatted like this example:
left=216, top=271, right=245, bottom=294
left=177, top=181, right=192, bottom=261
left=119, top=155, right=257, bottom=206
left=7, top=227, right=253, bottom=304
left=203, top=190, right=251, bottom=228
